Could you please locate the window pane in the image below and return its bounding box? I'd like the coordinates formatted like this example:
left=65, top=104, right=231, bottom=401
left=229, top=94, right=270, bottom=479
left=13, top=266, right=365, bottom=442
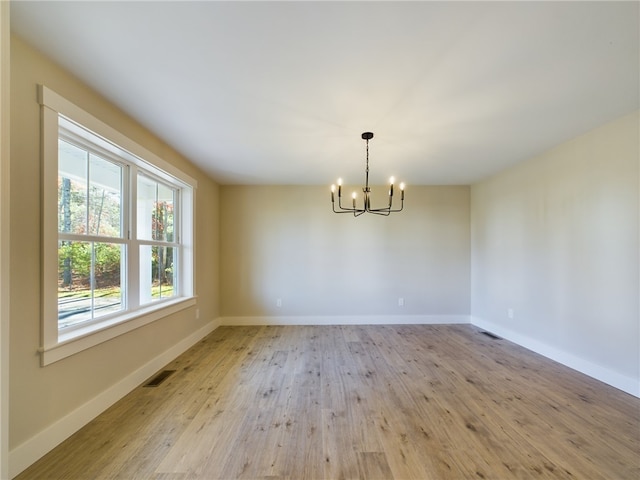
left=137, top=175, right=175, bottom=242
left=137, top=176, right=155, bottom=240
left=156, top=183, right=175, bottom=242
left=58, top=140, right=88, bottom=234
left=88, top=154, right=122, bottom=237
left=58, top=240, right=92, bottom=327
left=140, top=245, right=176, bottom=304
left=58, top=241, right=124, bottom=329
left=93, top=242, right=124, bottom=319
left=58, top=141, right=123, bottom=238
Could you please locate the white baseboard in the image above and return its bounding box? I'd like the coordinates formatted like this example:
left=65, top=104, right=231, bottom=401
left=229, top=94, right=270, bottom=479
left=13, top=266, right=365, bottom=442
left=471, top=316, right=639, bottom=398
left=9, top=318, right=219, bottom=479
left=220, top=314, right=470, bottom=326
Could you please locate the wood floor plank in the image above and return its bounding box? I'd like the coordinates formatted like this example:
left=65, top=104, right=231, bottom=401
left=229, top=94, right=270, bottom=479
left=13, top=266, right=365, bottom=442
left=280, top=387, right=325, bottom=479
left=321, top=408, right=360, bottom=480
left=15, top=324, right=640, bottom=480
left=356, top=452, right=394, bottom=480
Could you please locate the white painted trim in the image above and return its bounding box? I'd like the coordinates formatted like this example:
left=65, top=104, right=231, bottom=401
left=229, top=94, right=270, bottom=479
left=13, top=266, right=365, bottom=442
left=40, top=105, right=58, bottom=353
left=39, top=85, right=198, bottom=366
left=220, top=315, right=470, bottom=326
left=0, top=3, right=10, bottom=479
left=42, top=297, right=197, bottom=366
left=471, top=316, right=640, bottom=398
left=9, top=319, right=219, bottom=479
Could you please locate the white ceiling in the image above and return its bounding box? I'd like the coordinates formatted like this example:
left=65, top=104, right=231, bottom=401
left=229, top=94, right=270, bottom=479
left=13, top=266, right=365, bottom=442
left=10, top=1, right=640, bottom=185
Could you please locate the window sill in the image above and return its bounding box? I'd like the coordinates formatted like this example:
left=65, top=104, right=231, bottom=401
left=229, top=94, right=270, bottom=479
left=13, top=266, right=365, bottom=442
left=40, top=296, right=197, bottom=366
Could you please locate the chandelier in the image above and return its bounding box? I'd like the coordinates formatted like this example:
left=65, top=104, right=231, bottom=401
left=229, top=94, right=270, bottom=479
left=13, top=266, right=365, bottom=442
left=331, top=132, right=405, bottom=216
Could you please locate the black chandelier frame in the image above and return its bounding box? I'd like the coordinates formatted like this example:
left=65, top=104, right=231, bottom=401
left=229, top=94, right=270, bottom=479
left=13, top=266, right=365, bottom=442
left=331, top=132, right=404, bottom=217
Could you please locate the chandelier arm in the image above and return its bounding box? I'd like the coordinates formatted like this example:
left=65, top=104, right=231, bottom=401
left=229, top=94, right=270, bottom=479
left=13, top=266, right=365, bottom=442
left=332, top=203, right=346, bottom=213
left=333, top=197, right=365, bottom=214
left=336, top=195, right=364, bottom=214
left=369, top=203, right=403, bottom=213
left=389, top=198, right=404, bottom=212
left=336, top=194, right=349, bottom=211
left=334, top=206, right=363, bottom=214
left=366, top=195, right=394, bottom=212
left=335, top=204, right=364, bottom=214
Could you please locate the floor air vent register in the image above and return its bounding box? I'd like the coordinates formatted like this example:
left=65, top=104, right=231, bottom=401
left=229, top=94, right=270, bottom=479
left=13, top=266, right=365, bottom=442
left=143, top=370, right=176, bottom=387
left=480, top=331, right=501, bottom=340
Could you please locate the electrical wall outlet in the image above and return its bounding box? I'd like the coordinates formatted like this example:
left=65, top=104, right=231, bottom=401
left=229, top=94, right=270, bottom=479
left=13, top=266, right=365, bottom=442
left=276, top=298, right=282, bottom=308
left=507, top=308, right=514, bottom=319
left=398, top=297, right=405, bottom=307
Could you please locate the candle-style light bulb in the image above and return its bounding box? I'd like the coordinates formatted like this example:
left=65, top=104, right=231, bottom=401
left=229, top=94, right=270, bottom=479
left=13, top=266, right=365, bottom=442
left=337, top=178, right=342, bottom=197
left=400, top=182, right=405, bottom=200
left=389, top=176, right=395, bottom=185
left=331, top=184, right=335, bottom=202
left=352, top=191, right=357, bottom=208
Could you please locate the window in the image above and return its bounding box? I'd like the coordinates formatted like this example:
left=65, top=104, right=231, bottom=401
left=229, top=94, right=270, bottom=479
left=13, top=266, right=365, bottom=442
left=58, top=135, right=126, bottom=328
left=41, top=86, right=196, bottom=365
left=137, top=174, right=178, bottom=304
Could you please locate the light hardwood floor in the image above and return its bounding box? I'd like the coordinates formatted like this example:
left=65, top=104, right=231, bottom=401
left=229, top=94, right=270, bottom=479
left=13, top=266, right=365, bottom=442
left=16, top=325, right=640, bottom=479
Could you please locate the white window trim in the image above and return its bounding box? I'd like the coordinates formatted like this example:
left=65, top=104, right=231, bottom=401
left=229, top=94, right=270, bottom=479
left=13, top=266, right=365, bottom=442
left=39, top=85, right=197, bottom=366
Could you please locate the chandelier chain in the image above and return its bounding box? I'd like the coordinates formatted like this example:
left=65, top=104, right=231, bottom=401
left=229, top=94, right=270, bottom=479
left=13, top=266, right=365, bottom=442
left=365, top=137, right=370, bottom=191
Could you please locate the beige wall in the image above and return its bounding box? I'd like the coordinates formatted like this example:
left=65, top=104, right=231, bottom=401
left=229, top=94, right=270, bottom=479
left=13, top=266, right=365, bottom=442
left=471, top=111, right=639, bottom=393
left=1, top=4, right=11, bottom=478
left=9, top=36, right=220, bottom=453
left=220, top=185, right=470, bottom=320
